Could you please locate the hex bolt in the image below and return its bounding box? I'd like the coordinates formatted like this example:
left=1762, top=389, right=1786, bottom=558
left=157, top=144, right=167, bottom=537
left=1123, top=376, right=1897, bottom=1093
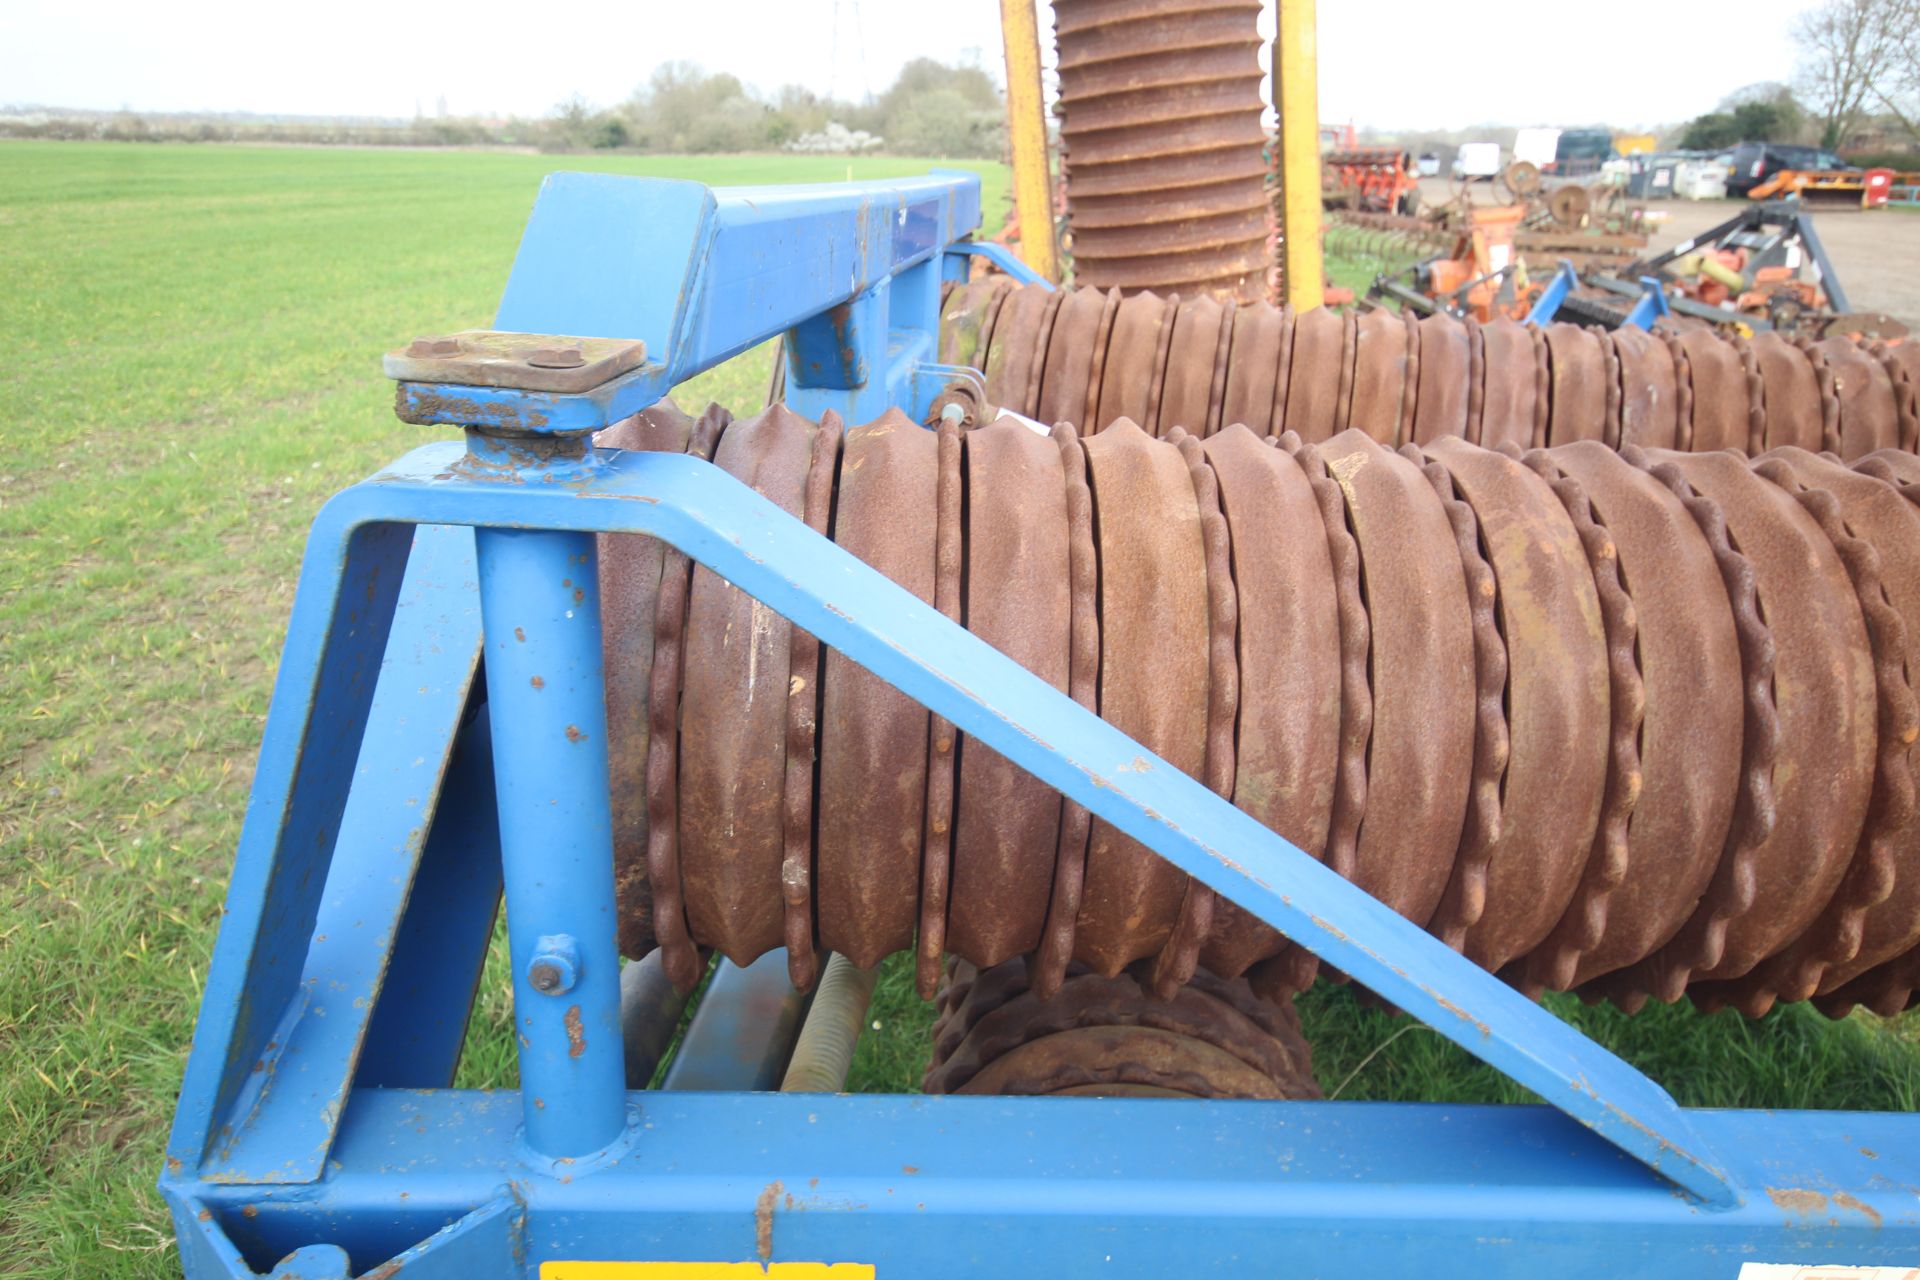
left=527, top=934, right=582, bottom=996
left=527, top=344, right=587, bottom=369
left=407, top=335, right=462, bottom=358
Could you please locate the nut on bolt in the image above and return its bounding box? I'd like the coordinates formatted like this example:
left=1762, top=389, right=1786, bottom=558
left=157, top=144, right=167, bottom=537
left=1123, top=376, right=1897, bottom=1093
left=527, top=934, right=582, bottom=996
left=406, top=335, right=463, bottom=358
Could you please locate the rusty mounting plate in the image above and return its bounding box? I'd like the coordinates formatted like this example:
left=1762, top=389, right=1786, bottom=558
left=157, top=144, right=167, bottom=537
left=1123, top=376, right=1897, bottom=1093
left=383, top=330, right=649, bottom=394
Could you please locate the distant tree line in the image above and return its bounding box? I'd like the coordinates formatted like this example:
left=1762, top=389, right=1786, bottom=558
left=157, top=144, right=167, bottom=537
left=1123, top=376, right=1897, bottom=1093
left=0, top=57, right=1009, bottom=159
left=1674, top=0, right=1919, bottom=158
left=541, top=59, right=1005, bottom=157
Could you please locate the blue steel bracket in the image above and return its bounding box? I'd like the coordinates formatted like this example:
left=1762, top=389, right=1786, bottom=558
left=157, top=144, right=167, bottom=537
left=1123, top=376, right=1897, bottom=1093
left=1525, top=258, right=1580, bottom=326
left=391, top=170, right=984, bottom=434
left=946, top=240, right=1054, bottom=288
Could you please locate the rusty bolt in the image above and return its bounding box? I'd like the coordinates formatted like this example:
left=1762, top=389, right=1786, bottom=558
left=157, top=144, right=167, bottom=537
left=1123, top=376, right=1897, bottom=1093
left=406, top=335, right=462, bottom=358
left=527, top=345, right=587, bottom=369
left=526, top=934, right=581, bottom=996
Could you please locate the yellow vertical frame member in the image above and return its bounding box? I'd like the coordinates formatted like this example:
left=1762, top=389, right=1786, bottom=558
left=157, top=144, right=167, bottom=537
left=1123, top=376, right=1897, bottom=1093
left=1275, top=0, right=1324, bottom=309
left=999, top=0, right=1059, bottom=282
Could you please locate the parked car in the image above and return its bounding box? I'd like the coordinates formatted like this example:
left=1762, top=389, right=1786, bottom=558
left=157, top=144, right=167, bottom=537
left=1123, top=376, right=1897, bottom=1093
left=1726, top=142, right=1855, bottom=197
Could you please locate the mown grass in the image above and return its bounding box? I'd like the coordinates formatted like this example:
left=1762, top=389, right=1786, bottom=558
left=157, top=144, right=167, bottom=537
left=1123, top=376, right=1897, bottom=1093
left=1, top=139, right=1915, bottom=1280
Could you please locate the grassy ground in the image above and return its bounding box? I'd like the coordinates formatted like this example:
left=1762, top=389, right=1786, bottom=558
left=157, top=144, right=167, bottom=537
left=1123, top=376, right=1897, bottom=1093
left=0, top=140, right=1915, bottom=1280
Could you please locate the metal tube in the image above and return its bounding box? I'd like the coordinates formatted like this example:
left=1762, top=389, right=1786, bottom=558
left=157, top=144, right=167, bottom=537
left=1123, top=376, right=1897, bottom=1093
left=1275, top=0, right=1325, bottom=309
left=999, top=0, right=1059, bottom=282
left=660, top=951, right=812, bottom=1092
left=780, top=953, right=879, bottom=1093
left=473, top=524, right=628, bottom=1157
left=619, top=949, right=694, bottom=1088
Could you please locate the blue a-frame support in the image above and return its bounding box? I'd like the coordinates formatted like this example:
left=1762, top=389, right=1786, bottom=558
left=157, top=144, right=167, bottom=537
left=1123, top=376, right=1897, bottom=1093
left=161, top=170, right=1920, bottom=1280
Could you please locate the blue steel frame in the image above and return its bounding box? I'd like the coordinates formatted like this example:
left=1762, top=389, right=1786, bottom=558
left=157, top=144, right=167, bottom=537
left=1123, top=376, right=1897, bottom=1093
left=161, top=171, right=1920, bottom=1279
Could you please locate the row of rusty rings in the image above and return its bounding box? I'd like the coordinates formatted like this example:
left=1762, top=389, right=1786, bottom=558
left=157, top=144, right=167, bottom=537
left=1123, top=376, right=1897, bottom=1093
left=939, top=278, right=1920, bottom=461
left=1052, top=0, right=1271, bottom=302
left=598, top=400, right=1920, bottom=1022
left=922, top=956, right=1322, bottom=1099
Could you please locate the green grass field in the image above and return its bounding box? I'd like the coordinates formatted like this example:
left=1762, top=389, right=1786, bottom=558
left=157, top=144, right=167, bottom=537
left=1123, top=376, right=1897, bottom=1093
left=1, top=140, right=1915, bottom=1278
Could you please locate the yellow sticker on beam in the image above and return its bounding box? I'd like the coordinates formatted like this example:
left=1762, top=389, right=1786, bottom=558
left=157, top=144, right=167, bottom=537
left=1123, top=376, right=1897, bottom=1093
left=542, top=1266, right=875, bottom=1279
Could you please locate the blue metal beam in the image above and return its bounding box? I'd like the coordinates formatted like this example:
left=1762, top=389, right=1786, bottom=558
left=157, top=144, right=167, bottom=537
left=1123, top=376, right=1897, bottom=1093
left=182, top=1090, right=1920, bottom=1278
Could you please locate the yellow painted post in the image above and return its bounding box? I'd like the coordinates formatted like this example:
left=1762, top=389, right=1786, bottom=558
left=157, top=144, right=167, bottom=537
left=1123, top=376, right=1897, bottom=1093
left=999, top=0, right=1059, bottom=282
left=1275, top=0, right=1324, bottom=309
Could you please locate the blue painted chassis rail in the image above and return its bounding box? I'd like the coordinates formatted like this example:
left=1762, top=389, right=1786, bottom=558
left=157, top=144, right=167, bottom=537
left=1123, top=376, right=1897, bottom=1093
left=160, top=170, right=1920, bottom=1278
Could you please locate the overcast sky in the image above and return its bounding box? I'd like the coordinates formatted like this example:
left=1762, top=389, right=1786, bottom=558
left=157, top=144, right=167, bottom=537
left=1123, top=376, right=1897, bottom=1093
left=0, top=0, right=1811, bottom=131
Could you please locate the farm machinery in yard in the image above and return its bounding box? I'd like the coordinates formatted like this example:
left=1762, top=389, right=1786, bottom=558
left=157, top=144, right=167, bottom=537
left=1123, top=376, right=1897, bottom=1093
left=161, top=162, right=1920, bottom=1279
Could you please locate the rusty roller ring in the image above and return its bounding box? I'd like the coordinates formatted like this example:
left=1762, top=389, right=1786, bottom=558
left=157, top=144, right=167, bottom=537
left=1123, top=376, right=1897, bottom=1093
left=1424, top=438, right=1609, bottom=972
left=599, top=399, right=699, bottom=960
left=1024, top=288, right=1068, bottom=420
left=1811, top=336, right=1903, bottom=460
left=1158, top=295, right=1231, bottom=437
left=915, top=416, right=966, bottom=998
left=814, top=411, right=939, bottom=969
left=1398, top=311, right=1423, bottom=448
left=1074, top=419, right=1212, bottom=975
left=1318, top=430, right=1474, bottom=929
left=1333, top=309, right=1362, bottom=435
left=1529, top=324, right=1552, bottom=449
left=1817, top=939, right=1920, bottom=1018
left=1746, top=332, right=1824, bottom=453
left=1735, top=336, right=1766, bottom=457
left=1542, top=443, right=1745, bottom=991
left=1609, top=328, right=1680, bottom=450
left=1635, top=450, right=1874, bottom=988
left=982, top=283, right=1054, bottom=414
left=1676, top=329, right=1753, bottom=455
left=1142, top=293, right=1183, bottom=436
left=1476, top=317, right=1539, bottom=452
left=1080, top=288, right=1126, bottom=433
left=1037, top=285, right=1111, bottom=428
left=1816, top=449, right=1920, bottom=989
left=947, top=419, right=1073, bottom=969
left=776, top=411, right=843, bottom=991
left=1147, top=429, right=1239, bottom=997
left=1697, top=452, right=1920, bottom=1014
left=1347, top=306, right=1415, bottom=445
left=1412, top=312, right=1471, bottom=446
left=1194, top=426, right=1341, bottom=980
left=1586, top=449, right=1779, bottom=1010
left=938, top=276, right=1016, bottom=370
left=1097, top=291, right=1174, bottom=432
left=1268, top=305, right=1299, bottom=438
left=1031, top=423, right=1102, bottom=1001
left=925, top=964, right=1310, bottom=1096
left=1205, top=296, right=1237, bottom=437
left=1542, top=322, right=1610, bottom=447
left=1870, top=339, right=1920, bottom=452
left=956, top=1023, right=1308, bottom=1100
left=1284, top=306, right=1353, bottom=444
left=1221, top=299, right=1286, bottom=436
left=1513, top=452, right=1646, bottom=995
left=679, top=404, right=821, bottom=967
left=1658, top=330, right=1695, bottom=453
left=1598, top=321, right=1624, bottom=448
left=645, top=404, right=732, bottom=992
left=1405, top=449, right=1509, bottom=954
left=1248, top=435, right=1373, bottom=998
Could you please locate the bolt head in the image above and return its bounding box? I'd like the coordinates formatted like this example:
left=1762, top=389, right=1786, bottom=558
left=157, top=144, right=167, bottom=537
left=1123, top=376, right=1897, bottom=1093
left=407, top=335, right=462, bottom=358
left=526, top=933, right=582, bottom=996
left=526, top=345, right=587, bottom=369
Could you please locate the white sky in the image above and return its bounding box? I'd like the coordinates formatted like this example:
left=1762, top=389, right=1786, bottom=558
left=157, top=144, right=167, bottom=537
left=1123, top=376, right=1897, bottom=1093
left=0, top=0, right=1809, bottom=132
